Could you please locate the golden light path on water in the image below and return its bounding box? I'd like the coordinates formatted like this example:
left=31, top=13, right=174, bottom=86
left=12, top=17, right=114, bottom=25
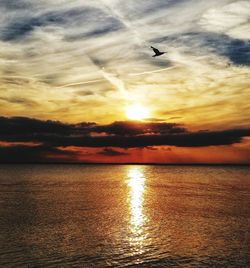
left=127, top=167, right=147, bottom=252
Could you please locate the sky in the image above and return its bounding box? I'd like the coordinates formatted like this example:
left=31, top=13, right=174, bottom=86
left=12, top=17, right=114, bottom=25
left=0, top=0, right=249, bottom=163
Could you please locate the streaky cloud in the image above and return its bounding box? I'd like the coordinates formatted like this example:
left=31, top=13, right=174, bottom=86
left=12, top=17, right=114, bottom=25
left=128, top=66, right=178, bottom=76
left=57, top=79, right=105, bottom=88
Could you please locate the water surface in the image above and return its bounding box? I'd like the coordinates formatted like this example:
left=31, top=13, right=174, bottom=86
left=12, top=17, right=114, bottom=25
left=0, top=165, right=249, bottom=267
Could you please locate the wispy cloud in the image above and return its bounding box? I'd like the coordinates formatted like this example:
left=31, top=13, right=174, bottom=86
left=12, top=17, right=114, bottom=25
left=57, top=79, right=105, bottom=88
left=200, top=1, right=250, bottom=40
left=100, top=69, right=130, bottom=99
left=0, top=0, right=249, bottom=129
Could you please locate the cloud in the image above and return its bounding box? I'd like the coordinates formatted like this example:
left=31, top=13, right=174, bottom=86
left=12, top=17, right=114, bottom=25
left=0, top=3, right=125, bottom=41
left=128, top=66, right=177, bottom=76
left=98, top=148, right=129, bottom=156
left=199, top=1, right=250, bottom=40
left=0, top=1, right=31, bottom=10
left=154, top=31, right=250, bottom=66
left=197, top=33, right=250, bottom=66
left=100, top=69, right=130, bottom=99
left=57, top=79, right=105, bottom=88
left=0, top=96, right=37, bottom=107
left=0, top=117, right=249, bottom=149
left=0, top=116, right=185, bottom=139
left=0, top=145, right=79, bottom=163
left=43, top=128, right=250, bottom=148
left=92, top=120, right=186, bottom=136
left=0, top=116, right=75, bottom=135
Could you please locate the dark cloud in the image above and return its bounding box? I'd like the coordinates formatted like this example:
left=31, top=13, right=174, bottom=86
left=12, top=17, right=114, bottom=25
left=144, top=118, right=166, bottom=122
left=0, top=116, right=96, bottom=136
left=98, top=148, right=129, bottom=157
left=89, top=57, right=107, bottom=68
left=0, top=97, right=37, bottom=107
left=196, top=33, right=250, bottom=66
left=168, top=116, right=183, bottom=120
left=0, top=117, right=249, bottom=161
left=0, top=0, right=32, bottom=10
left=223, top=39, right=250, bottom=66
left=1, top=77, right=31, bottom=86
left=0, top=117, right=187, bottom=144
left=36, top=128, right=249, bottom=148
left=1, top=6, right=124, bottom=42
left=92, top=121, right=186, bottom=136
left=0, top=145, right=79, bottom=163
left=76, top=90, right=95, bottom=96
left=0, top=116, right=72, bottom=135
left=1, top=15, right=63, bottom=41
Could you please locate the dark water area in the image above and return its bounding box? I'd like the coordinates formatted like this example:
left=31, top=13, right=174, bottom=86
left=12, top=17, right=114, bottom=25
left=0, top=165, right=249, bottom=267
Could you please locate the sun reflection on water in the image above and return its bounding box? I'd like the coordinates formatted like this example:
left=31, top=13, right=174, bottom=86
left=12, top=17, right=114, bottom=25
left=127, top=167, right=147, bottom=248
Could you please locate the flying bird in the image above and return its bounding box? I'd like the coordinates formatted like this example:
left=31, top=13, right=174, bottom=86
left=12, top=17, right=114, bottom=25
left=151, top=46, right=166, bottom=57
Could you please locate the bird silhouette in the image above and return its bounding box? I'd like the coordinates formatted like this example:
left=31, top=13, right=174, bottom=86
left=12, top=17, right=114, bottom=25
left=151, top=46, right=166, bottom=57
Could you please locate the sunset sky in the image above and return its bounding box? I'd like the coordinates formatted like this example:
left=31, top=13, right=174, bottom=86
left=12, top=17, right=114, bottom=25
left=0, top=0, right=249, bottom=163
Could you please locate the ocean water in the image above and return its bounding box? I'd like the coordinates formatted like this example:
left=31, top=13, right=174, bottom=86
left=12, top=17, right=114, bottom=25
left=0, top=165, right=249, bottom=268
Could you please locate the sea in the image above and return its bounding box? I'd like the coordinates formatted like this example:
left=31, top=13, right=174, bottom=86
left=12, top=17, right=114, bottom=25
left=0, top=165, right=249, bottom=267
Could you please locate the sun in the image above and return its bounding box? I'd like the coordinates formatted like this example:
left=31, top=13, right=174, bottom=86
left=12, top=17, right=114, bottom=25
left=126, top=104, right=150, bottom=120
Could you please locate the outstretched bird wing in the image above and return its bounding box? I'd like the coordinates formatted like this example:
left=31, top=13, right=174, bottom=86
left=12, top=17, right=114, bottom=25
left=151, top=46, right=160, bottom=54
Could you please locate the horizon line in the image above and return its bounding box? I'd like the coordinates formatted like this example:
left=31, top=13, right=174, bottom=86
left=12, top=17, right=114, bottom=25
left=0, top=162, right=249, bottom=166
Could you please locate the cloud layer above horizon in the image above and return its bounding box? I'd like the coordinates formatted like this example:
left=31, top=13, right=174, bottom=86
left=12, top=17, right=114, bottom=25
left=0, top=116, right=249, bottom=163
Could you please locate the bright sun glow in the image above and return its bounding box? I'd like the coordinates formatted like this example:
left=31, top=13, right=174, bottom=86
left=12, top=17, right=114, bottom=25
left=126, top=104, right=150, bottom=120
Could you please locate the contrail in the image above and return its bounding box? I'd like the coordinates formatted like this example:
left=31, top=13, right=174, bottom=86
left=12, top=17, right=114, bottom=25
left=128, top=66, right=178, bottom=76
left=57, top=79, right=105, bottom=88
left=100, top=69, right=130, bottom=99
left=3, top=75, right=106, bottom=88
left=100, top=0, right=145, bottom=46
